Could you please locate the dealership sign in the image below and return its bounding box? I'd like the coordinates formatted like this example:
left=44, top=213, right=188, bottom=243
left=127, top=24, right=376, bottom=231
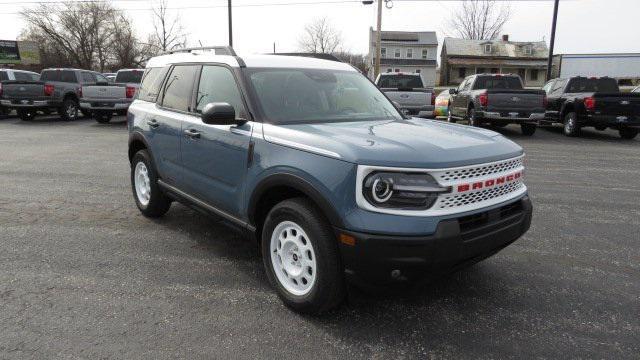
left=0, top=40, right=40, bottom=65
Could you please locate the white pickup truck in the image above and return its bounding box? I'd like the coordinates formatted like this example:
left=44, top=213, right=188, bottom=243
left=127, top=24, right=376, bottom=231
left=80, top=69, right=143, bottom=123
left=375, top=73, right=435, bottom=118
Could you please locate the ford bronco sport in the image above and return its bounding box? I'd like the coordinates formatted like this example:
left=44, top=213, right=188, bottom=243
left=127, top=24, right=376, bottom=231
left=128, top=47, right=532, bottom=314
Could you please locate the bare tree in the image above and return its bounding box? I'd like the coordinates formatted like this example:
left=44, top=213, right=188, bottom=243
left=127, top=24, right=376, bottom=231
left=150, top=0, right=187, bottom=53
left=333, top=51, right=368, bottom=73
left=298, top=17, right=343, bottom=54
left=448, top=0, right=511, bottom=40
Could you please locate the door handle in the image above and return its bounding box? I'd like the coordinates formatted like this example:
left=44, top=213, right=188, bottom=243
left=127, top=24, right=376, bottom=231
left=147, top=119, right=159, bottom=128
left=184, top=129, right=201, bottom=139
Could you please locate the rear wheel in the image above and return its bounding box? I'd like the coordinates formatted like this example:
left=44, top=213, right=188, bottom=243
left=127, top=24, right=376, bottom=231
left=130, top=150, right=171, bottom=218
left=94, top=111, right=112, bottom=124
left=261, top=198, right=345, bottom=314
left=59, top=98, right=79, bottom=121
left=563, top=112, right=580, bottom=137
left=17, top=109, right=36, bottom=121
left=521, top=123, right=537, bottom=136
left=619, top=128, right=638, bottom=140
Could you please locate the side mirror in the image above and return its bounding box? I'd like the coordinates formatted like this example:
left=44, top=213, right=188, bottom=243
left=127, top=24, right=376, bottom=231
left=449, top=88, right=458, bottom=95
left=201, top=102, right=240, bottom=125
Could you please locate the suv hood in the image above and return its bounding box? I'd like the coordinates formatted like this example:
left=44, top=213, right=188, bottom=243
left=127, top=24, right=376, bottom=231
left=263, top=118, right=523, bottom=168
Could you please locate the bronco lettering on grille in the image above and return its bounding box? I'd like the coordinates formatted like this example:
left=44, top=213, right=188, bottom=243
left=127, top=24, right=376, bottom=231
left=456, top=171, right=522, bottom=193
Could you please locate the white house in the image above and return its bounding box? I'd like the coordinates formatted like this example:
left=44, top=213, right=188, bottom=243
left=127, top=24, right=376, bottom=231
left=368, top=29, right=438, bottom=87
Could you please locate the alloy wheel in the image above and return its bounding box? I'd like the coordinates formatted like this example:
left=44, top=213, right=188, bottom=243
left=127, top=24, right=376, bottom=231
left=270, top=221, right=317, bottom=296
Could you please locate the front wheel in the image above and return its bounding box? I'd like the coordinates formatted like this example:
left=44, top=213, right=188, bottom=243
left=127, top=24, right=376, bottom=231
left=619, top=128, right=638, bottom=140
left=262, top=198, right=345, bottom=314
left=563, top=112, right=580, bottom=137
left=130, top=150, right=171, bottom=218
left=521, top=123, right=537, bottom=136
left=17, top=109, right=36, bottom=121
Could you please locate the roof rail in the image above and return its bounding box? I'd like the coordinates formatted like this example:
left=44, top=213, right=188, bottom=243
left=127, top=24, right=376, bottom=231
left=271, top=52, right=342, bottom=62
left=163, top=46, right=236, bottom=56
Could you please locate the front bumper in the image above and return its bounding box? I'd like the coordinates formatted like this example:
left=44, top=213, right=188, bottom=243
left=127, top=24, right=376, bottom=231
left=478, top=111, right=545, bottom=123
left=80, top=100, right=131, bottom=111
left=337, top=196, right=532, bottom=286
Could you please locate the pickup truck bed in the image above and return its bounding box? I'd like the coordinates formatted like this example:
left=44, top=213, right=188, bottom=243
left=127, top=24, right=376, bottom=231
left=375, top=73, right=434, bottom=118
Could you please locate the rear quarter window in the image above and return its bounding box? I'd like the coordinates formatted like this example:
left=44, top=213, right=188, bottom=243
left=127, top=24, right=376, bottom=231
left=138, top=67, right=170, bottom=103
left=115, top=70, right=144, bottom=84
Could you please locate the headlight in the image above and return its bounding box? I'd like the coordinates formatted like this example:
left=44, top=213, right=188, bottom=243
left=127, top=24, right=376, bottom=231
left=362, top=172, right=450, bottom=210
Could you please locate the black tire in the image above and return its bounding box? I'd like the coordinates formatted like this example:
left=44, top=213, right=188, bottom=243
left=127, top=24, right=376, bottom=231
left=619, top=128, right=638, bottom=140
left=521, top=123, right=537, bottom=136
left=59, top=98, right=79, bottom=121
left=261, top=198, right=345, bottom=314
left=468, top=107, right=479, bottom=127
left=563, top=112, right=580, bottom=137
left=17, top=109, right=36, bottom=121
left=94, top=111, right=112, bottom=124
left=130, top=150, right=171, bottom=218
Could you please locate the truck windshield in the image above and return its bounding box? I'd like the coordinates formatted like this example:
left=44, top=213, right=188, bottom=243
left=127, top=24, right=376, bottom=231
left=247, top=68, right=403, bottom=124
left=377, top=75, right=423, bottom=89
left=115, top=70, right=144, bottom=83
left=566, top=78, right=619, bottom=93
left=473, top=76, right=523, bottom=90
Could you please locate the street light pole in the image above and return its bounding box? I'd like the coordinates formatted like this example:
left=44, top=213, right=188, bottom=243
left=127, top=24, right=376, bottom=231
left=374, top=0, right=383, bottom=79
left=546, top=0, right=559, bottom=80
left=228, top=0, right=233, bottom=47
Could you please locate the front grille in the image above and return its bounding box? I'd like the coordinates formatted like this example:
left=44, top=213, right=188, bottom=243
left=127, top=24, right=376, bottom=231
left=437, top=181, right=524, bottom=209
left=458, top=200, right=523, bottom=233
left=436, top=157, right=523, bottom=182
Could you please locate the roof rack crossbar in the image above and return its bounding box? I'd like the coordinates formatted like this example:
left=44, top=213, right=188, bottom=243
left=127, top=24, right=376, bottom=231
left=163, top=46, right=236, bottom=56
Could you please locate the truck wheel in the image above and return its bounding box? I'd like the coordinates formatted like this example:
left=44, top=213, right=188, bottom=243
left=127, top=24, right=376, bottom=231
left=94, top=111, right=112, bottom=124
left=619, top=128, right=638, bottom=140
left=468, top=108, right=479, bottom=127
left=563, top=112, right=580, bottom=137
left=521, top=123, right=536, bottom=136
left=130, top=150, right=171, bottom=218
left=17, top=109, right=36, bottom=121
left=59, top=99, right=79, bottom=121
left=262, top=198, right=345, bottom=314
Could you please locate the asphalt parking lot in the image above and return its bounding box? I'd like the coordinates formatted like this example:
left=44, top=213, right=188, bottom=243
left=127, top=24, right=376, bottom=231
left=0, top=114, right=638, bottom=359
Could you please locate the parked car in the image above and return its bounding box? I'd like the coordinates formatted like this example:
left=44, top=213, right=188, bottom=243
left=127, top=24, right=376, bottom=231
left=0, top=68, right=107, bottom=121
left=0, top=68, right=40, bottom=116
left=374, top=73, right=434, bottom=118
left=80, top=69, right=143, bottom=123
left=447, top=74, right=546, bottom=136
left=103, top=73, right=116, bottom=82
left=128, top=47, right=532, bottom=314
left=542, top=76, right=640, bottom=139
left=433, top=89, right=452, bottom=118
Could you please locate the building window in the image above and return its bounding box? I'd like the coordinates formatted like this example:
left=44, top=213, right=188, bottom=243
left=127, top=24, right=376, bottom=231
left=476, top=67, right=485, bottom=74
left=422, top=49, right=428, bottom=59
left=530, top=69, right=539, bottom=81
left=380, top=48, right=386, bottom=58
left=484, top=44, right=492, bottom=53
left=386, top=68, right=392, bottom=73
left=394, top=69, right=400, bottom=72
left=407, top=48, right=413, bottom=58
left=524, top=45, right=532, bottom=55
left=415, top=69, right=421, bottom=74
left=394, top=49, right=401, bottom=58
left=458, top=67, right=466, bottom=78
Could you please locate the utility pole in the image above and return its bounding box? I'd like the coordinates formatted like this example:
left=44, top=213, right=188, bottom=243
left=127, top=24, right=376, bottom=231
left=546, top=0, right=559, bottom=80
left=228, top=0, right=233, bottom=47
left=374, top=0, right=383, bottom=79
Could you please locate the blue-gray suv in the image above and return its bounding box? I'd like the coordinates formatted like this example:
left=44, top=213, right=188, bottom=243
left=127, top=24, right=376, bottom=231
left=128, top=47, right=532, bottom=314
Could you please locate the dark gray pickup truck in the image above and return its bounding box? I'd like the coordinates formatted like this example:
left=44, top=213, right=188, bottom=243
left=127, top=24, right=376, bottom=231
left=0, top=68, right=107, bottom=121
left=447, top=74, right=546, bottom=136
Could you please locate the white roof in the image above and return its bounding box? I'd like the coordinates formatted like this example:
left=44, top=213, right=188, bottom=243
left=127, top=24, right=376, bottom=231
left=146, top=52, right=356, bottom=71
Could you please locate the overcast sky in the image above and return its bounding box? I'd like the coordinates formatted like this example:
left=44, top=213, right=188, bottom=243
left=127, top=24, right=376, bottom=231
left=0, top=0, right=638, bottom=59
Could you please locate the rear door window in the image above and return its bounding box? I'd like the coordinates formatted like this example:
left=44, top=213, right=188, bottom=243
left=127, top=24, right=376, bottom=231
left=160, top=65, right=199, bottom=112
left=138, top=67, right=170, bottom=103
left=115, top=70, right=144, bottom=84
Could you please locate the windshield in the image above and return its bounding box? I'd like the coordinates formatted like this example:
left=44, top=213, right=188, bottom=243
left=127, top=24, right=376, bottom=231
left=377, top=74, right=424, bottom=89
left=115, top=70, right=144, bottom=83
left=247, top=68, right=403, bottom=124
left=473, top=76, right=523, bottom=90
left=566, top=78, right=619, bottom=93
